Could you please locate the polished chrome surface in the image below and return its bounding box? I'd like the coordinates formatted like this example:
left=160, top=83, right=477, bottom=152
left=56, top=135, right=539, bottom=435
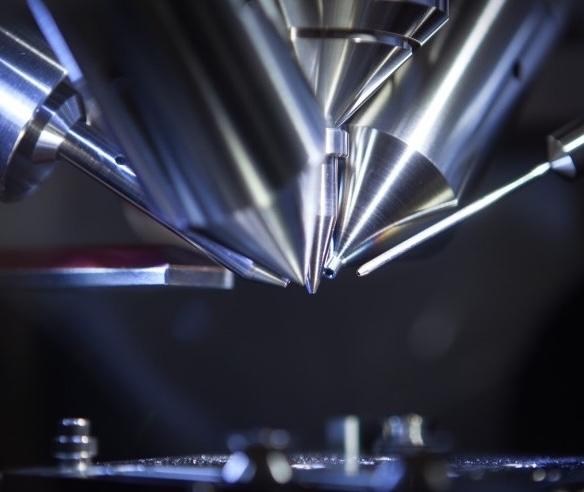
left=326, top=129, right=456, bottom=275
left=306, top=156, right=339, bottom=293
left=0, top=25, right=289, bottom=288
left=305, top=129, right=347, bottom=293
left=0, top=247, right=235, bottom=289
left=548, top=119, right=584, bottom=178
left=359, top=116, right=584, bottom=275
left=380, top=414, right=427, bottom=449
left=58, top=122, right=290, bottom=288
left=0, top=27, right=66, bottom=201
left=3, top=0, right=574, bottom=292
left=326, top=416, right=361, bottom=474
left=263, top=1, right=448, bottom=290
left=326, top=127, right=350, bottom=157
left=37, top=0, right=326, bottom=285
left=327, top=0, right=570, bottom=274
left=264, top=0, right=449, bottom=125
left=357, top=162, right=551, bottom=276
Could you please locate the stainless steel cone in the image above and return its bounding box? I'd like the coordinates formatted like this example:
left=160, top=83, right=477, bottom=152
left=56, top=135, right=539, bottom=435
left=326, top=126, right=456, bottom=274
left=209, top=175, right=312, bottom=285
left=290, top=37, right=412, bottom=126
left=262, top=0, right=448, bottom=289
left=264, top=0, right=449, bottom=125
left=39, top=0, right=326, bottom=285
left=327, top=0, right=570, bottom=275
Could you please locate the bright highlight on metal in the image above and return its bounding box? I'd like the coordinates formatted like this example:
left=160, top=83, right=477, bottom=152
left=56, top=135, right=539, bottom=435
left=1, top=0, right=577, bottom=292
left=357, top=162, right=551, bottom=277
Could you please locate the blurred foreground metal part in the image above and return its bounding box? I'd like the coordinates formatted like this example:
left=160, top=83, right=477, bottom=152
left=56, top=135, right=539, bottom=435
left=0, top=247, right=234, bottom=289
left=6, top=415, right=584, bottom=492
left=52, top=418, right=98, bottom=472
left=327, top=0, right=571, bottom=275
left=6, top=416, right=584, bottom=492
left=304, top=128, right=348, bottom=293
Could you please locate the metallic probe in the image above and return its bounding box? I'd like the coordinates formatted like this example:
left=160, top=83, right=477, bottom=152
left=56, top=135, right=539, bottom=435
left=357, top=119, right=584, bottom=277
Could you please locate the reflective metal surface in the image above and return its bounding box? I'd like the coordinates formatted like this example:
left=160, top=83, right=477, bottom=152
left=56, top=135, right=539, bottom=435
left=0, top=247, right=235, bottom=289
left=304, top=127, right=348, bottom=292
left=359, top=116, right=584, bottom=275
left=548, top=119, right=584, bottom=178
left=327, top=0, right=570, bottom=274
left=0, top=27, right=66, bottom=201
left=0, top=25, right=290, bottom=288
left=262, top=0, right=448, bottom=291
left=36, top=0, right=326, bottom=286
left=305, top=154, right=339, bottom=293
left=1, top=0, right=571, bottom=291
left=264, top=0, right=449, bottom=126
left=57, top=121, right=291, bottom=288
left=53, top=418, right=98, bottom=472
left=357, top=162, right=552, bottom=276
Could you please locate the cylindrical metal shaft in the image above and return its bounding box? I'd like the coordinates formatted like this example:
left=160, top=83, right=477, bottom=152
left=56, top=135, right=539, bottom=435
left=60, top=122, right=143, bottom=204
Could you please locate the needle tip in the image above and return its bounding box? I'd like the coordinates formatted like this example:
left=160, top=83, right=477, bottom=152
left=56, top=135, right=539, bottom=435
left=305, top=280, right=320, bottom=295
left=323, top=254, right=342, bottom=279
left=248, top=266, right=290, bottom=288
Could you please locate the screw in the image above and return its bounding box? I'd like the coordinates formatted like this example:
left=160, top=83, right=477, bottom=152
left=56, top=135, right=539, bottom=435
left=52, top=418, right=98, bottom=472
left=222, top=429, right=292, bottom=485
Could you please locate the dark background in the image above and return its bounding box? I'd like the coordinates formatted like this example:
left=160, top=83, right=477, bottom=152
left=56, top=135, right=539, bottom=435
left=2, top=1, right=584, bottom=471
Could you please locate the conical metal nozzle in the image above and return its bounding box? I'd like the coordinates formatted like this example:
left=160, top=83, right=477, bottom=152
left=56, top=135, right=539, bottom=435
left=305, top=155, right=339, bottom=294
left=208, top=180, right=308, bottom=285
left=328, top=0, right=569, bottom=273
left=0, top=25, right=291, bottom=288
left=326, top=128, right=456, bottom=276
left=357, top=162, right=552, bottom=276
left=265, top=0, right=449, bottom=125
